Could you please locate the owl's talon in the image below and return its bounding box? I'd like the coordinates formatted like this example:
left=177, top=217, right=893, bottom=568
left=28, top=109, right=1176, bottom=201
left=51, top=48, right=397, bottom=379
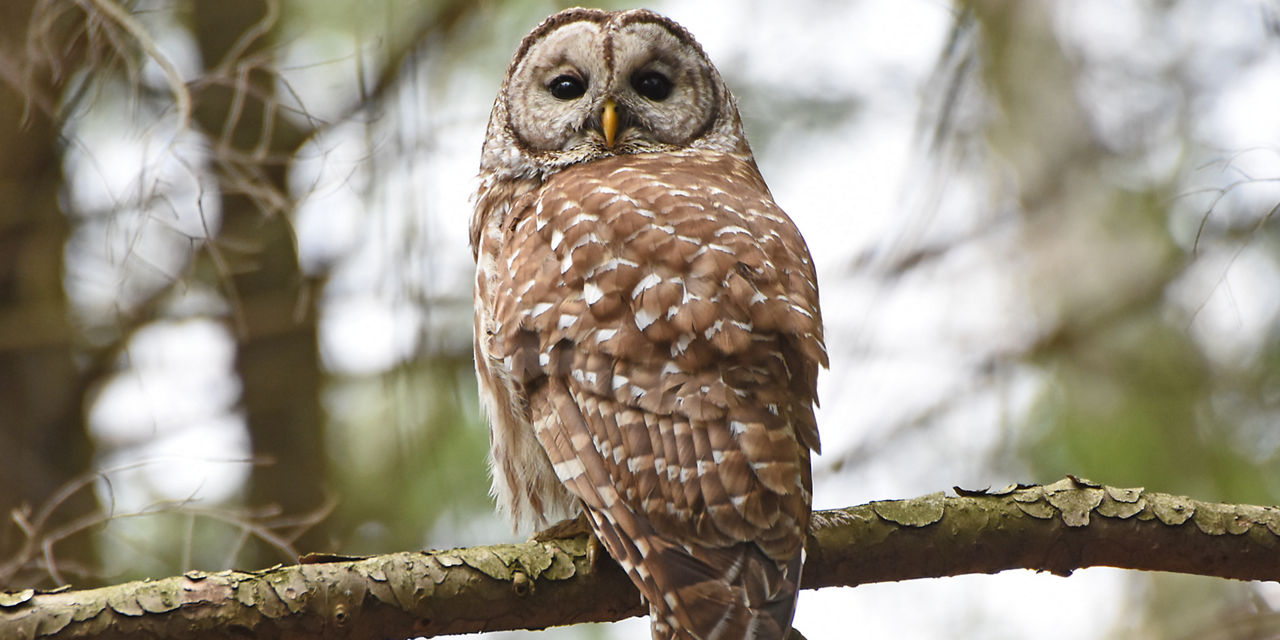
left=532, top=512, right=592, bottom=542
left=532, top=513, right=603, bottom=571
left=586, top=532, right=601, bottom=569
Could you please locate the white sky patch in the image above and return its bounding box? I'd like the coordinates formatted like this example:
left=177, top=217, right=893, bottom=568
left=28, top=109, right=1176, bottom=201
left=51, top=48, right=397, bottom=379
left=89, top=319, right=248, bottom=509
left=1207, top=52, right=1280, bottom=150
left=292, top=124, right=375, bottom=274
left=795, top=568, right=1131, bottom=640
left=1172, top=245, right=1280, bottom=369
left=319, top=295, right=424, bottom=375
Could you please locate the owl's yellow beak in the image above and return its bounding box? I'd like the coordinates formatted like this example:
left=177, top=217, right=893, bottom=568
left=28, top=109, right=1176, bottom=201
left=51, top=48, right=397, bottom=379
left=601, top=98, right=618, bottom=148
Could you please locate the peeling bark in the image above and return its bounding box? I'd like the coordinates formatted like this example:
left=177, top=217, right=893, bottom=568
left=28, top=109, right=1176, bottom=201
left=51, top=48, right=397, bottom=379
left=804, top=476, right=1280, bottom=588
left=2, top=478, right=1277, bottom=639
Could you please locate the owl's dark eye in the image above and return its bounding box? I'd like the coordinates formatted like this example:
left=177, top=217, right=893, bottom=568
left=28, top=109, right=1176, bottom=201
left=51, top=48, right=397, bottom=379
left=548, top=74, right=586, bottom=100
left=631, top=71, right=673, bottom=101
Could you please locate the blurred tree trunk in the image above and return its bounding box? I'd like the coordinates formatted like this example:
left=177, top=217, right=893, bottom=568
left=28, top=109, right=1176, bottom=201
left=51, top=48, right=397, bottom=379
left=0, top=0, right=98, bottom=587
left=189, top=0, right=329, bottom=560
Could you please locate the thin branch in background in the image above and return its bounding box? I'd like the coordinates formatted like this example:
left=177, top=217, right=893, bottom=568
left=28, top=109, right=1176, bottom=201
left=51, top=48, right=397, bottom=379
left=1175, top=151, right=1280, bottom=330
left=211, top=0, right=279, bottom=77
left=80, top=0, right=190, bottom=133
left=1185, top=153, right=1280, bottom=256
left=13, top=0, right=78, bottom=117
left=0, top=457, right=332, bottom=587
left=874, top=5, right=988, bottom=274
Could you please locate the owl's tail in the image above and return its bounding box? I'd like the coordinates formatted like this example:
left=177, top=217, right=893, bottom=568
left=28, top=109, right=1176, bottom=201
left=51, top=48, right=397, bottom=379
left=587, top=506, right=803, bottom=640
left=645, top=537, right=802, bottom=640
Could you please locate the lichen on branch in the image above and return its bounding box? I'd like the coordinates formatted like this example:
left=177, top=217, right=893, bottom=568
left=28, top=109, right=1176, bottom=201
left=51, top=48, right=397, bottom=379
left=3, top=478, right=1278, bottom=639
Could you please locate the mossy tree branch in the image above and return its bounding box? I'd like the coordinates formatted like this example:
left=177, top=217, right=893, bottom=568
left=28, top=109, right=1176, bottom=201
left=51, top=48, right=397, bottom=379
left=3, top=478, right=1278, bottom=639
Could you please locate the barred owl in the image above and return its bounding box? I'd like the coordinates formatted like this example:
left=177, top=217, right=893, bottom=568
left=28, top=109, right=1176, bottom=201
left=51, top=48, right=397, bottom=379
left=471, top=9, right=826, bottom=639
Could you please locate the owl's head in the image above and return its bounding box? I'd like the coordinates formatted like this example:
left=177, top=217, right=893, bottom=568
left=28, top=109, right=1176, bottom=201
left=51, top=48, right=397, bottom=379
left=481, top=8, right=752, bottom=181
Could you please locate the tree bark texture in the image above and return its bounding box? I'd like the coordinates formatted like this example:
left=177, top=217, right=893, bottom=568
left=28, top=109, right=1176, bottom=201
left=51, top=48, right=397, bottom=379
left=3, top=478, right=1277, bottom=639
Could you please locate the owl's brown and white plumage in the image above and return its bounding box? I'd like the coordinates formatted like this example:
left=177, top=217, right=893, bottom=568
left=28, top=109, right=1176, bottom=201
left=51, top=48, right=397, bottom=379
left=471, top=9, right=826, bottom=639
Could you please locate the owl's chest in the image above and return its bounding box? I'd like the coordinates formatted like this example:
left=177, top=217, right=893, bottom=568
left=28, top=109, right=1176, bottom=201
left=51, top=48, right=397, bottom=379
left=493, top=166, right=750, bottom=296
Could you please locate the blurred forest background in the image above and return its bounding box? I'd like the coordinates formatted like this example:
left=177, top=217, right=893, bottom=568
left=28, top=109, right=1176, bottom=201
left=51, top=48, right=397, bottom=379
left=1, top=0, right=1279, bottom=638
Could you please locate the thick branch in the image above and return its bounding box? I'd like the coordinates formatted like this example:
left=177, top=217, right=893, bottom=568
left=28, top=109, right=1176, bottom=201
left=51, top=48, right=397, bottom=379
left=804, top=476, right=1280, bottom=587
left=2, top=478, right=1277, bottom=639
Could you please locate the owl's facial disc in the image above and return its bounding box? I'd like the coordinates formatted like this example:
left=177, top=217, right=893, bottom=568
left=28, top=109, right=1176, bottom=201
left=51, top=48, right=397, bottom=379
left=500, top=11, right=730, bottom=164
left=606, top=21, right=719, bottom=150
left=504, top=20, right=609, bottom=153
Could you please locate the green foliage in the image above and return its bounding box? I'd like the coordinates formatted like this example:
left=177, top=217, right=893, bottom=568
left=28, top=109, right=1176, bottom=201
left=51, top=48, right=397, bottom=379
left=325, top=355, right=494, bottom=554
